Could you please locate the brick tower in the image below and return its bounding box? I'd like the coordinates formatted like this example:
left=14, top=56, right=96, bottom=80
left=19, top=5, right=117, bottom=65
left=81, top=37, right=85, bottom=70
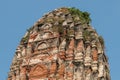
left=8, top=7, right=110, bottom=80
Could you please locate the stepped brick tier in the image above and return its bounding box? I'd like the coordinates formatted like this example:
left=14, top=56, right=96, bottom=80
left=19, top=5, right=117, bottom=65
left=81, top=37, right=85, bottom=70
left=7, top=7, right=110, bottom=80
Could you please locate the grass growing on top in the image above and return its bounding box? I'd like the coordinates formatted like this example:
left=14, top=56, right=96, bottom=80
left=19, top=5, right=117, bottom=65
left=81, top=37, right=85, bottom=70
left=68, top=7, right=91, bottom=24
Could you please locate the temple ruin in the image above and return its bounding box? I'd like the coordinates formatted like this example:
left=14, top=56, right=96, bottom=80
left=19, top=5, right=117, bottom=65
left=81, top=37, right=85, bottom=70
left=7, top=7, right=110, bottom=80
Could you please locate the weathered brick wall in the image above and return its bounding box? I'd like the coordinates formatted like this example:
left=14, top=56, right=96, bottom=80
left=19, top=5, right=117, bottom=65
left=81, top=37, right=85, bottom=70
left=8, top=7, right=110, bottom=80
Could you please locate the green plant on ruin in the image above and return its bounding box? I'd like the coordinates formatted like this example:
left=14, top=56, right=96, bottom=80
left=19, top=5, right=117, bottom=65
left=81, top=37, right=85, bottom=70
left=58, top=26, right=64, bottom=35
left=27, top=27, right=34, bottom=32
left=45, top=18, right=54, bottom=23
left=68, top=7, right=91, bottom=24
left=21, top=27, right=34, bottom=44
left=52, top=26, right=58, bottom=32
left=67, top=29, right=74, bottom=36
left=21, top=34, right=29, bottom=44
left=98, top=36, right=105, bottom=48
left=52, top=25, right=64, bottom=36
left=83, top=30, right=91, bottom=41
left=82, top=12, right=91, bottom=24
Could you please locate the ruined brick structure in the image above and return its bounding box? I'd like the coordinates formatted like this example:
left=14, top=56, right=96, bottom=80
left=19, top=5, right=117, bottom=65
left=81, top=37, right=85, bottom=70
left=8, top=7, right=110, bottom=80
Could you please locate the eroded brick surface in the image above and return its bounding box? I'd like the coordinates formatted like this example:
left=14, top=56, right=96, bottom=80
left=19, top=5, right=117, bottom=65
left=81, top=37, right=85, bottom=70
left=8, top=7, right=110, bottom=80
